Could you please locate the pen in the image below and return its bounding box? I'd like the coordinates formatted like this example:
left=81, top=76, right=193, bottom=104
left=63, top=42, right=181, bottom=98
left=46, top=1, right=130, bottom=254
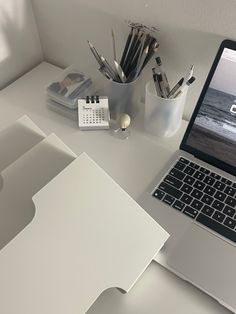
left=87, top=41, right=104, bottom=67
left=155, top=56, right=170, bottom=94
left=98, top=66, right=113, bottom=80
left=141, top=41, right=159, bottom=71
left=122, top=28, right=137, bottom=72
left=168, top=77, right=184, bottom=98
left=174, top=76, right=196, bottom=98
left=111, top=29, right=117, bottom=61
left=100, top=56, right=121, bottom=82
left=186, top=65, right=194, bottom=81
left=135, top=32, right=147, bottom=72
left=114, top=60, right=127, bottom=83
left=123, top=28, right=140, bottom=75
left=156, top=71, right=167, bottom=98
left=120, top=27, right=134, bottom=68
left=152, top=68, right=161, bottom=96
left=125, top=30, right=143, bottom=76
left=134, top=45, right=149, bottom=79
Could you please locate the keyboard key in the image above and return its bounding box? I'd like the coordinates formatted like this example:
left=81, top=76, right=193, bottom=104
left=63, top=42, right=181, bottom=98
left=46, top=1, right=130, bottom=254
left=174, top=161, right=186, bottom=171
left=210, top=172, right=221, bottom=180
left=169, top=168, right=185, bottom=180
left=214, top=191, right=227, bottom=202
left=183, top=206, right=199, bottom=219
left=213, top=181, right=226, bottom=191
left=212, top=211, right=226, bottom=223
left=193, top=180, right=206, bottom=191
left=158, top=182, right=183, bottom=199
left=189, top=162, right=200, bottom=170
left=203, top=176, right=215, bottom=186
left=225, top=196, right=236, bottom=208
left=164, top=175, right=182, bottom=189
left=199, top=167, right=210, bottom=175
left=184, top=175, right=195, bottom=186
left=180, top=194, right=193, bottom=205
left=191, top=189, right=203, bottom=199
left=179, top=157, right=189, bottom=164
left=184, top=166, right=195, bottom=176
left=181, top=184, right=193, bottom=194
left=172, top=200, right=185, bottom=211
left=223, top=205, right=236, bottom=217
left=191, top=199, right=204, bottom=211
left=201, top=194, right=214, bottom=205
left=224, top=186, right=236, bottom=197
left=197, top=213, right=236, bottom=243
left=233, top=183, right=236, bottom=189
left=212, top=199, right=224, bottom=211
left=201, top=205, right=214, bottom=217
left=224, top=217, right=236, bottom=230
left=163, top=194, right=175, bottom=206
left=203, top=186, right=216, bottom=196
left=153, top=189, right=165, bottom=200
left=221, top=178, right=232, bottom=185
left=193, top=171, right=205, bottom=181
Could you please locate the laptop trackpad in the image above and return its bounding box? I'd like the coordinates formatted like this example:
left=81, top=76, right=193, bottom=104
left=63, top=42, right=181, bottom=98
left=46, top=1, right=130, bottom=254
left=167, top=223, right=236, bottom=308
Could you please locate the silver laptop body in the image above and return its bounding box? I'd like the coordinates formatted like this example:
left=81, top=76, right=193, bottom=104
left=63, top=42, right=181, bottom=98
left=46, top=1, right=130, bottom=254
left=138, top=39, right=236, bottom=312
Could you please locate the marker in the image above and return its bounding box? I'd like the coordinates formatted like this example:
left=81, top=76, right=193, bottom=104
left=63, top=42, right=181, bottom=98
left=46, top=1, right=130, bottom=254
left=152, top=68, right=161, bottom=96
left=155, top=56, right=170, bottom=94
left=156, top=71, right=167, bottom=98
left=174, top=76, right=196, bottom=98
left=168, top=77, right=184, bottom=98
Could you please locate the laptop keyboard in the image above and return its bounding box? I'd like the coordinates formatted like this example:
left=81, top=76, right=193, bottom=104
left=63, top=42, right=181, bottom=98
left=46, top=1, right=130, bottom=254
left=152, top=157, right=236, bottom=243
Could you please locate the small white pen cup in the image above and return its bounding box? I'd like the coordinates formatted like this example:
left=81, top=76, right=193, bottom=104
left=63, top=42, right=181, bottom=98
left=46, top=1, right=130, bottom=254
left=104, top=78, right=141, bottom=120
left=144, top=81, right=186, bottom=137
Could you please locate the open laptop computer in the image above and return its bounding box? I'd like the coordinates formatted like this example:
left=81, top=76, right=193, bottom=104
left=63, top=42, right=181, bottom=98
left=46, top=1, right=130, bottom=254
left=138, top=39, right=236, bottom=312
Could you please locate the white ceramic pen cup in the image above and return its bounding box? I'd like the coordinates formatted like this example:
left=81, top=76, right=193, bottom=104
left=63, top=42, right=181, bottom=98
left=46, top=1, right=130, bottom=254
left=104, top=78, right=140, bottom=120
left=144, top=81, right=187, bottom=137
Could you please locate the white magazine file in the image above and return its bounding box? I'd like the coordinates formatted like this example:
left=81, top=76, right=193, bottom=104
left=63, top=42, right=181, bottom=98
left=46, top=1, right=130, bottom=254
left=0, top=117, right=169, bottom=314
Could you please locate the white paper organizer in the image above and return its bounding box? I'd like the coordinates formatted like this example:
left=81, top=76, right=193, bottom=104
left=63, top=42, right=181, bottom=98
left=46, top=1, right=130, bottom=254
left=0, top=116, right=169, bottom=314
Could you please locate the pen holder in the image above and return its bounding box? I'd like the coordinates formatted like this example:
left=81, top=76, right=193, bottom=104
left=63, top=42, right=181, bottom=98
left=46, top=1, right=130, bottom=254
left=144, top=81, right=186, bottom=137
left=105, top=79, right=140, bottom=120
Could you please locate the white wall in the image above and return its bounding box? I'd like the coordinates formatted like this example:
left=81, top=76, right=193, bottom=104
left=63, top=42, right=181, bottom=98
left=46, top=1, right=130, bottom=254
left=31, top=0, right=236, bottom=120
left=0, top=0, right=43, bottom=89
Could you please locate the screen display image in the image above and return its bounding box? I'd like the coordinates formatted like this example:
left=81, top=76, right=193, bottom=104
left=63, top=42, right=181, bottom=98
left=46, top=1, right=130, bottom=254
left=186, top=48, right=236, bottom=168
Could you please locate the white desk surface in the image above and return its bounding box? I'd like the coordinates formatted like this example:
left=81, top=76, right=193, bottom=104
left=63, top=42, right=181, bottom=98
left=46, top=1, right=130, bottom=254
left=0, top=62, right=230, bottom=314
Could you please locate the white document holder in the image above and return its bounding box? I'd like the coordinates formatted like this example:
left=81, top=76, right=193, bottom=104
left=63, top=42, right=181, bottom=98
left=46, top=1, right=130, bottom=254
left=0, top=115, right=46, bottom=172
left=0, top=133, right=76, bottom=250
left=0, top=119, right=169, bottom=314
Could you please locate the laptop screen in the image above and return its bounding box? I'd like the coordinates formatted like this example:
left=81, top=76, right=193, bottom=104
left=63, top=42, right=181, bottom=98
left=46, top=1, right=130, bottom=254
left=183, top=46, right=236, bottom=172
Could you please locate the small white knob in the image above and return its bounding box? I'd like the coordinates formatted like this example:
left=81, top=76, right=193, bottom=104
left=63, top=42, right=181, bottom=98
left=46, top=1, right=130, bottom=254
left=118, top=114, right=131, bottom=131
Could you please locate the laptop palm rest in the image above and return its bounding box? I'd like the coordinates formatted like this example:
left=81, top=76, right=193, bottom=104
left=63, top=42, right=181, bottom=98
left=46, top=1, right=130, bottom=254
left=167, top=223, right=236, bottom=310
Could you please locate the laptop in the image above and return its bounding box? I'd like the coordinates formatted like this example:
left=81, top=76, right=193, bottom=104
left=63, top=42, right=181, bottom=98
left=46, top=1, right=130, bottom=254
left=138, top=39, right=236, bottom=312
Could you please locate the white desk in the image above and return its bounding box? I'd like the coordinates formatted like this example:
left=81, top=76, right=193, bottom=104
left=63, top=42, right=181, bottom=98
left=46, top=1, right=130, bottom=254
left=0, top=62, right=230, bottom=314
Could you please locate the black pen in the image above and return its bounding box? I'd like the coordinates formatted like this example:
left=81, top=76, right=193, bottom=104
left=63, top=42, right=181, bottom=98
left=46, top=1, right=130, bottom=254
left=156, top=71, right=167, bottom=98
left=174, top=76, right=196, bottom=98
left=155, top=56, right=170, bottom=94
left=152, top=68, right=161, bottom=96
left=141, top=41, right=159, bottom=71
left=168, top=77, right=184, bottom=98
left=120, top=27, right=134, bottom=67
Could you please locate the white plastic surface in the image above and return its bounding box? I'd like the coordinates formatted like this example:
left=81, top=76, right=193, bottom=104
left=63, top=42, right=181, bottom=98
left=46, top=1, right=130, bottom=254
left=0, top=152, right=169, bottom=314
left=0, top=133, right=76, bottom=250
left=0, top=115, right=45, bottom=172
